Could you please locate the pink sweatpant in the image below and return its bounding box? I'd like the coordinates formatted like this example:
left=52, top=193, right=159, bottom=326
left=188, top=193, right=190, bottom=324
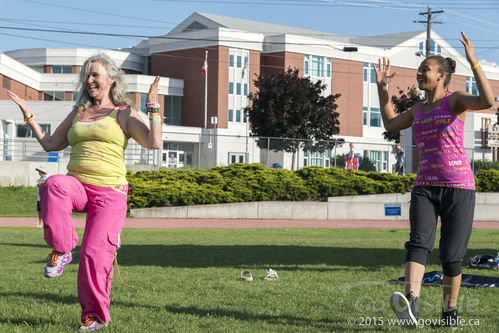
left=40, top=174, right=128, bottom=323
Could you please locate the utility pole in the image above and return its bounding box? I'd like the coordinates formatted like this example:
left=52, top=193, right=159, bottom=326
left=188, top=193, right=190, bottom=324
left=414, top=6, right=443, bottom=57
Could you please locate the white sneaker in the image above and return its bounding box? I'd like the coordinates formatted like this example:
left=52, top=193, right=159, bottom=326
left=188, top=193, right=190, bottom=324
left=44, top=251, right=72, bottom=278
left=78, top=315, right=107, bottom=331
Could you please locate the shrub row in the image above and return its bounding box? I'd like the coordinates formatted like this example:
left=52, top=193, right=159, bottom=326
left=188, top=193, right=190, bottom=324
left=127, top=163, right=421, bottom=209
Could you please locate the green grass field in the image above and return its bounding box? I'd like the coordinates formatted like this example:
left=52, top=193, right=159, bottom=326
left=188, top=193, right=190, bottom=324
left=0, top=227, right=497, bottom=332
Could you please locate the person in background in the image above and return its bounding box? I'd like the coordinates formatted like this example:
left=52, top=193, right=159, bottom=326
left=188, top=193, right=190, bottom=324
left=7, top=53, right=162, bottom=331
left=374, top=32, right=494, bottom=328
left=393, top=143, right=405, bottom=176
left=35, top=166, right=49, bottom=228
left=345, top=143, right=362, bottom=170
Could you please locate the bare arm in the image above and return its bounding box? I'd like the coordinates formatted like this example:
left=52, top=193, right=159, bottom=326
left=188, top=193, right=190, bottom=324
left=449, top=32, right=494, bottom=114
left=7, top=90, right=74, bottom=151
left=374, top=58, right=416, bottom=131
left=124, top=76, right=162, bottom=149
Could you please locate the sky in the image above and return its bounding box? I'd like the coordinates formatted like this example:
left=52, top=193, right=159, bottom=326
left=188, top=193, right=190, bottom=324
left=1, top=0, right=499, bottom=66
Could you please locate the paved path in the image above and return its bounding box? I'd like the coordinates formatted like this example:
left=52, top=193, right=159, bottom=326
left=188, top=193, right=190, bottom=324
left=1, top=217, right=499, bottom=229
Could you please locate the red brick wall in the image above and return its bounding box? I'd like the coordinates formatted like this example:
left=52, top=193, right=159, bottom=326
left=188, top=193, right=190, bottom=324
left=0, top=74, right=41, bottom=101
left=332, top=59, right=363, bottom=137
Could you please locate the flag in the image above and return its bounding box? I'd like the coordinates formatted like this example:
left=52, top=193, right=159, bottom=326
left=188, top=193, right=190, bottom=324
left=202, top=52, right=208, bottom=77
left=242, top=58, right=248, bottom=79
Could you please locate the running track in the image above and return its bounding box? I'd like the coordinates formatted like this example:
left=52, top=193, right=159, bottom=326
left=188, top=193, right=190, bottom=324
left=1, top=218, right=498, bottom=229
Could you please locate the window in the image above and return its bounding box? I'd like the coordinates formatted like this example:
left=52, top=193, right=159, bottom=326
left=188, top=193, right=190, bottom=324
left=311, top=56, right=324, bottom=77
left=236, top=109, right=241, bottom=122
left=303, top=150, right=331, bottom=168
left=363, top=107, right=368, bottom=126
left=228, top=152, right=246, bottom=164
left=243, top=110, right=247, bottom=123
left=304, top=55, right=310, bottom=75
left=229, top=55, right=234, bottom=67
left=370, top=107, right=381, bottom=127
left=228, top=109, right=234, bottom=122
left=52, top=65, right=72, bottom=74
left=244, top=84, right=248, bottom=96
left=363, top=63, right=376, bottom=83
left=17, top=124, right=51, bottom=137
left=236, top=83, right=241, bottom=95
left=370, top=64, right=376, bottom=84
left=365, top=150, right=389, bottom=172
left=326, top=58, right=331, bottom=78
left=229, top=82, right=234, bottom=94
left=370, top=150, right=381, bottom=171
left=466, top=76, right=478, bottom=96
left=43, top=91, right=64, bottom=101
left=29, top=65, right=44, bottom=73
left=237, top=55, right=242, bottom=68
left=418, top=39, right=442, bottom=56
left=164, top=95, right=181, bottom=125
left=140, top=94, right=147, bottom=113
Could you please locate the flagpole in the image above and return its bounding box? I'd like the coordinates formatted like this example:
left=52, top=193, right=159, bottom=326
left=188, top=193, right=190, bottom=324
left=204, top=50, right=208, bottom=129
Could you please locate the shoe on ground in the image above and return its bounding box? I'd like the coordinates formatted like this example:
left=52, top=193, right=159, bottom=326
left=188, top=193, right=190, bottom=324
left=263, top=268, right=278, bottom=281
left=36, top=224, right=43, bottom=228
left=44, top=250, right=72, bottom=278
left=78, top=315, right=107, bottom=331
left=390, top=291, right=420, bottom=329
left=442, top=307, right=458, bottom=329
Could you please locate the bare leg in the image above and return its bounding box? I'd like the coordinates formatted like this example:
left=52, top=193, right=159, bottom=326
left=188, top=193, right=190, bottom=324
left=37, top=211, right=43, bottom=227
left=443, top=274, right=461, bottom=310
left=405, top=261, right=425, bottom=297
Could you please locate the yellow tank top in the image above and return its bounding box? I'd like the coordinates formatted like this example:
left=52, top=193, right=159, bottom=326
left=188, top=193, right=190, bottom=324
left=67, top=106, right=128, bottom=187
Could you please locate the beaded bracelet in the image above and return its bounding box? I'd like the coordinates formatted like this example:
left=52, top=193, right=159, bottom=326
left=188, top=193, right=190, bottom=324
left=24, top=114, right=35, bottom=124
left=146, top=103, right=160, bottom=113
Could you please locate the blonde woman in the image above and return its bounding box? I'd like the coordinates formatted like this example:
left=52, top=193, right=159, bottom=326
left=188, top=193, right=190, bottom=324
left=8, top=53, right=163, bottom=331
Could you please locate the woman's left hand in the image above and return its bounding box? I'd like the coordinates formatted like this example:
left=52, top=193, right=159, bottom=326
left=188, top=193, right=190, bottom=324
left=147, top=76, right=160, bottom=103
left=459, top=31, right=477, bottom=65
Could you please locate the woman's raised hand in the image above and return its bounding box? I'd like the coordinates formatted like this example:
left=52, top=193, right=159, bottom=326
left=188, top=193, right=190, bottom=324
left=7, top=90, right=31, bottom=118
left=459, top=31, right=478, bottom=66
left=373, top=57, right=397, bottom=87
left=147, top=76, right=160, bottom=103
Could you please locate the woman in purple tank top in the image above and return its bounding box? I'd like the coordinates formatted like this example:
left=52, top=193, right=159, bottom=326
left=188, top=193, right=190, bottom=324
left=374, top=32, right=494, bottom=328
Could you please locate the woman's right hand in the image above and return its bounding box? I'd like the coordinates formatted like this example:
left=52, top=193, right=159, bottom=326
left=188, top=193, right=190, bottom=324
left=374, top=57, right=397, bottom=87
left=7, top=90, right=31, bottom=118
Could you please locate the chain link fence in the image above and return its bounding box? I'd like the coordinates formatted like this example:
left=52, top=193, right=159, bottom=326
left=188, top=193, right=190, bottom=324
left=0, top=133, right=492, bottom=175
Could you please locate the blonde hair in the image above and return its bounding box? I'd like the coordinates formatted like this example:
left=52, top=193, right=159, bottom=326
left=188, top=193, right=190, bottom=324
left=74, top=53, right=132, bottom=112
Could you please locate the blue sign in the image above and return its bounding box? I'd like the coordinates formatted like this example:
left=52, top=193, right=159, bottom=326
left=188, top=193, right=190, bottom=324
left=48, top=152, right=58, bottom=162
left=385, top=203, right=401, bottom=216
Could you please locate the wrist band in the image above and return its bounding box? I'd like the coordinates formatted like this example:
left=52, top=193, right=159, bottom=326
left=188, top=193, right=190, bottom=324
left=24, top=114, right=34, bottom=123
left=149, top=113, right=162, bottom=124
left=146, top=102, right=159, bottom=108
left=147, top=103, right=160, bottom=113
left=472, top=62, right=480, bottom=70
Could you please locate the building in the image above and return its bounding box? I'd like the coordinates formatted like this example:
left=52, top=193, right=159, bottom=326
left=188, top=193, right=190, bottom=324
left=1, top=12, right=499, bottom=173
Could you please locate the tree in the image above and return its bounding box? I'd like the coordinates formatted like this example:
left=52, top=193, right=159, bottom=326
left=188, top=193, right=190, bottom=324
left=245, top=68, right=342, bottom=170
left=383, top=86, right=424, bottom=143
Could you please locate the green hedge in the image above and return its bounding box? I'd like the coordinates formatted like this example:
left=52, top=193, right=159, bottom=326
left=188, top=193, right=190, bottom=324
left=127, top=164, right=420, bottom=209
left=128, top=165, right=499, bottom=209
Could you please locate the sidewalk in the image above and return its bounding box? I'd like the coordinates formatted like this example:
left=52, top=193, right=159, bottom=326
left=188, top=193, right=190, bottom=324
left=1, top=217, right=499, bottom=229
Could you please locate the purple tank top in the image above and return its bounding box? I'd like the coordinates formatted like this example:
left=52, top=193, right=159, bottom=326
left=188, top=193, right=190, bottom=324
left=412, top=93, right=475, bottom=190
